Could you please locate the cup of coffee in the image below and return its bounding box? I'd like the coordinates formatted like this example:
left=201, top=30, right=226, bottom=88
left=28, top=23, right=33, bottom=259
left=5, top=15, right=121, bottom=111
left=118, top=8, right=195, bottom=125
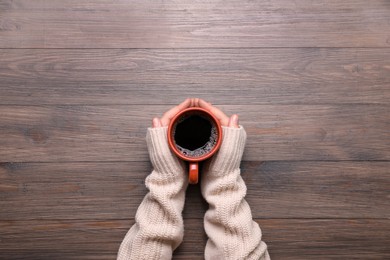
left=168, top=107, right=223, bottom=184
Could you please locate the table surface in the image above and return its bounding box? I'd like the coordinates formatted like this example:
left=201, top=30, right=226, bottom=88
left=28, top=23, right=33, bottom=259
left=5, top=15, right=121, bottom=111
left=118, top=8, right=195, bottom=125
left=0, top=1, right=389, bottom=259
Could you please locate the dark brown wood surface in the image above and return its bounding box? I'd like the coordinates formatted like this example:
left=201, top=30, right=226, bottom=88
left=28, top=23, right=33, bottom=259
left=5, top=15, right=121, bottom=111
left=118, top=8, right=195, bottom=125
left=1, top=161, right=389, bottom=220
left=1, top=49, right=389, bottom=105
left=0, top=105, right=388, bottom=162
left=1, top=219, right=389, bottom=259
left=1, top=0, right=390, bottom=48
left=0, top=0, right=389, bottom=259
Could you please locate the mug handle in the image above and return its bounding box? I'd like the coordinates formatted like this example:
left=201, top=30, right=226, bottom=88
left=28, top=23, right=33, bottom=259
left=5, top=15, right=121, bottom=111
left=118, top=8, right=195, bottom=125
left=189, top=162, right=199, bottom=184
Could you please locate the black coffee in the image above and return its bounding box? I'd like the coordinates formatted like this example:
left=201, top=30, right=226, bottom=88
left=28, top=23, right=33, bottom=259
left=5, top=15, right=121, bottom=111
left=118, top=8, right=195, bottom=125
left=173, top=114, right=218, bottom=157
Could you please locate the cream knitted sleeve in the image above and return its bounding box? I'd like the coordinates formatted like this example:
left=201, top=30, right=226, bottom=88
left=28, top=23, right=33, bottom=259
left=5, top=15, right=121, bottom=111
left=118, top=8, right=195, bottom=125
left=201, top=126, right=270, bottom=260
left=117, top=126, right=188, bottom=260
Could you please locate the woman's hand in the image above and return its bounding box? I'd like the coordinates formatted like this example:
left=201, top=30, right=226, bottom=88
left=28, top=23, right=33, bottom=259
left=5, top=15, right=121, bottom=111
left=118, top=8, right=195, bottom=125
left=152, top=98, right=239, bottom=129
left=152, top=98, right=195, bottom=128
left=198, top=99, right=239, bottom=128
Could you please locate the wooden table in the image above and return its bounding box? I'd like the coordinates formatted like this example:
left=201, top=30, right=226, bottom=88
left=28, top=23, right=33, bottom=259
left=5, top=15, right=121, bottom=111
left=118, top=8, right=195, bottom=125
left=0, top=1, right=389, bottom=259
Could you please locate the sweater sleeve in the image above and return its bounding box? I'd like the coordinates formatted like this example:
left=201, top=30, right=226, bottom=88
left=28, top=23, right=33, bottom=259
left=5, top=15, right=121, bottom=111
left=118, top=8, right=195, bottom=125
left=201, top=125, right=270, bottom=260
left=117, top=126, right=188, bottom=260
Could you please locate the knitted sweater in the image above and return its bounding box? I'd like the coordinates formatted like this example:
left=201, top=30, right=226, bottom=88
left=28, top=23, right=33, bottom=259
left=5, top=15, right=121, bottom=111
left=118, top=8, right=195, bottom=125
left=117, top=126, right=270, bottom=260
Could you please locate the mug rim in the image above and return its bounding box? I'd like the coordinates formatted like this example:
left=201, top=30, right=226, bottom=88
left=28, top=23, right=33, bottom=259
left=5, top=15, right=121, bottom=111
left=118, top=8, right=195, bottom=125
left=167, top=107, right=223, bottom=162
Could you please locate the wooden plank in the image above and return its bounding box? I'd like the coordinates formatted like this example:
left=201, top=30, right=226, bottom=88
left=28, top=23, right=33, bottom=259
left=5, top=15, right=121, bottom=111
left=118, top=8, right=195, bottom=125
left=1, top=0, right=389, bottom=48
left=1, top=161, right=388, bottom=220
left=0, top=219, right=388, bottom=259
left=0, top=105, right=388, bottom=162
left=1, top=48, right=389, bottom=105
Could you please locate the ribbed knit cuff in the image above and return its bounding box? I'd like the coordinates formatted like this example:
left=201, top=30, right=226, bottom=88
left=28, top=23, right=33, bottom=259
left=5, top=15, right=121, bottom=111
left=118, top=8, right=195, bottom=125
left=205, top=125, right=247, bottom=176
left=146, top=126, right=185, bottom=176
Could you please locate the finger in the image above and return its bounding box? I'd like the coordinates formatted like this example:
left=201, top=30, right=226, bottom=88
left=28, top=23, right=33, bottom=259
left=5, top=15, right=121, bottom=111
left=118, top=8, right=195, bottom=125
left=228, top=114, right=239, bottom=128
left=190, top=98, right=197, bottom=107
left=198, top=99, right=214, bottom=111
left=198, top=98, right=211, bottom=107
left=199, top=99, right=230, bottom=126
left=161, top=98, right=191, bottom=126
left=194, top=98, right=200, bottom=107
left=152, top=117, right=162, bottom=128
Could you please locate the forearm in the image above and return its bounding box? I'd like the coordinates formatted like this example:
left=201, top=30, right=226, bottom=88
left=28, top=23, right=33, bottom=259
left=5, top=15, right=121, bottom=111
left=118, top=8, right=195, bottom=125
left=202, top=169, right=269, bottom=260
left=202, top=126, right=270, bottom=260
left=118, top=127, right=187, bottom=260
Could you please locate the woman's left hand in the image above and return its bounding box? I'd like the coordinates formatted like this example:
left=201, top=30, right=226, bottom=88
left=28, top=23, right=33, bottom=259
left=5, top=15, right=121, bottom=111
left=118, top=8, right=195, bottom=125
left=152, top=98, right=200, bottom=128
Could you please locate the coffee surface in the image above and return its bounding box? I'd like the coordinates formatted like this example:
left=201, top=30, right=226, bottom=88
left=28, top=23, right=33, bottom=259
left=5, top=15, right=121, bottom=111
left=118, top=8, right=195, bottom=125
left=174, top=115, right=211, bottom=150
left=173, top=114, right=218, bottom=158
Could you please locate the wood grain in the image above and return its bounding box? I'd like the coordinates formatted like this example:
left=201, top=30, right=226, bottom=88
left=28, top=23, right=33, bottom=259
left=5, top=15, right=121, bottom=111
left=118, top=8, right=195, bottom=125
left=0, top=219, right=388, bottom=259
left=1, top=0, right=390, bottom=258
left=0, top=0, right=390, bottom=48
left=0, top=105, right=388, bottom=162
left=1, top=161, right=388, bottom=220
left=1, top=49, right=389, bottom=105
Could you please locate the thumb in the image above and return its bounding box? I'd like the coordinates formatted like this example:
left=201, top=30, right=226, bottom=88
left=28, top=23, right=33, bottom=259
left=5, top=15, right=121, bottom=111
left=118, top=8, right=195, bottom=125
left=152, top=117, right=162, bottom=128
left=228, top=114, right=239, bottom=128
